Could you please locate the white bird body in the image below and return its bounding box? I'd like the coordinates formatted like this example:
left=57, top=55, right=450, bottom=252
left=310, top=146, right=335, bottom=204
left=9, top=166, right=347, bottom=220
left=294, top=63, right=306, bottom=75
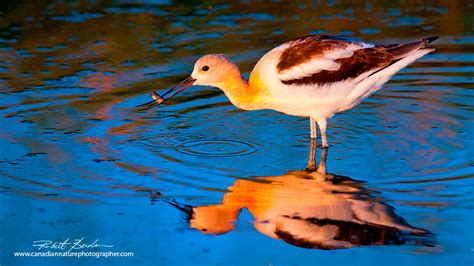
left=250, top=37, right=434, bottom=121
left=147, top=35, right=438, bottom=148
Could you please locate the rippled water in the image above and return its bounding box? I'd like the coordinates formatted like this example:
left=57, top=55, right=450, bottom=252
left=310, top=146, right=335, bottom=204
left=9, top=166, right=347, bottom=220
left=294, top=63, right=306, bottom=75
left=0, top=1, right=473, bottom=265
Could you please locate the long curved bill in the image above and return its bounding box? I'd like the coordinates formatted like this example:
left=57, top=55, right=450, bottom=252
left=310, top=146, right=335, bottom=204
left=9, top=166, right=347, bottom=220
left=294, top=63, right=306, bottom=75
left=136, top=76, right=196, bottom=110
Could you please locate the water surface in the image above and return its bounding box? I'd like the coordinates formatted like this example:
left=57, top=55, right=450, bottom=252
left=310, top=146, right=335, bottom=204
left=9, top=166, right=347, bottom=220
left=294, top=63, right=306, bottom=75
left=0, top=1, right=473, bottom=265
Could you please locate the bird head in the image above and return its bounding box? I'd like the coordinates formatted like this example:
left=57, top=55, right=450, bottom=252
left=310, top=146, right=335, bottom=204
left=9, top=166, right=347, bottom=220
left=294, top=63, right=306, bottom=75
left=191, top=54, right=240, bottom=87
left=138, top=54, right=241, bottom=109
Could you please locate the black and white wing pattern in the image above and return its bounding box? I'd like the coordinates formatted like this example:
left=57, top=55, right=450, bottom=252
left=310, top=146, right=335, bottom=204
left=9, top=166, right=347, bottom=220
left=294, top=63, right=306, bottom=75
left=276, top=35, right=438, bottom=86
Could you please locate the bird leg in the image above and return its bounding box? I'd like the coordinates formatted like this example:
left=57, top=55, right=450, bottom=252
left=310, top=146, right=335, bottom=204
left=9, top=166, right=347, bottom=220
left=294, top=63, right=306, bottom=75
left=310, top=117, right=317, bottom=139
left=307, top=117, right=317, bottom=170
left=306, top=137, right=317, bottom=171
left=317, top=147, right=328, bottom=174
left=317, top=119, right=329, bottom=148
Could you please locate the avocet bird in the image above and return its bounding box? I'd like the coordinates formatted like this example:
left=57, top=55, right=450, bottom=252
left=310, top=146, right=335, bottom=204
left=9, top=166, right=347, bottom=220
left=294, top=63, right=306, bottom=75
left=140, top=35, right=438, bottom=148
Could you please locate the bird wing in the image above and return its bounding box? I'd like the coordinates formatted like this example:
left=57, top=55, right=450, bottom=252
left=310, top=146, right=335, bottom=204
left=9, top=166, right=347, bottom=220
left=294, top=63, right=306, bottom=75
left=276, top=35, right=438, bottom=86
left=276, top=35, right=393, bottom=86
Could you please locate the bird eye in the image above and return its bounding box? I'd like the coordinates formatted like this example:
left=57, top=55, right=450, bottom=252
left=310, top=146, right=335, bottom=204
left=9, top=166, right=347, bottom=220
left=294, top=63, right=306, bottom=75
left=202, top=66, right=209, bottom=71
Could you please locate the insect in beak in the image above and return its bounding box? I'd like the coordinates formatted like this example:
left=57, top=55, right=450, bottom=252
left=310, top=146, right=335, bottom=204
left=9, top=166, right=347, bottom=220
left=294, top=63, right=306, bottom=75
left=136, top=76, right=196, bottom=110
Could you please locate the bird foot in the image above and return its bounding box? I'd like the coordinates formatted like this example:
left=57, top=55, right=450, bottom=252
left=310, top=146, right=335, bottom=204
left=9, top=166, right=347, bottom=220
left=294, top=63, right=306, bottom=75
left=306, top=161, right=316, bottom=172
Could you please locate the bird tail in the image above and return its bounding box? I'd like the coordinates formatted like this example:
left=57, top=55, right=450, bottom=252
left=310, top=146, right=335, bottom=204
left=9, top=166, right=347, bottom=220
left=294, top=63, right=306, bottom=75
left=382, top=36, right=439, bottom=60
left=343, top=38, right=438, bottom=111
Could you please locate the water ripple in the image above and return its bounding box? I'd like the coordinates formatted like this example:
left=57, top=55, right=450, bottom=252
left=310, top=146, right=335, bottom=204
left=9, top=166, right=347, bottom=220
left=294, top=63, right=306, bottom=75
left=175, top=139, right=258, bottom=157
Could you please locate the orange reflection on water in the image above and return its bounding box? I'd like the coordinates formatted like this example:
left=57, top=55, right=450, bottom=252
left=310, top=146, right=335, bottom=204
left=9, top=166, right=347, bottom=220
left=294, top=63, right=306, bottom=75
left=172, top=149, right=432, bottom=250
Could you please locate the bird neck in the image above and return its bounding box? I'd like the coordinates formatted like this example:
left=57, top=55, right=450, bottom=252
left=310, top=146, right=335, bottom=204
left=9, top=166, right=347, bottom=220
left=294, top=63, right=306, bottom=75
left=219, top=72, right=264, bottom=111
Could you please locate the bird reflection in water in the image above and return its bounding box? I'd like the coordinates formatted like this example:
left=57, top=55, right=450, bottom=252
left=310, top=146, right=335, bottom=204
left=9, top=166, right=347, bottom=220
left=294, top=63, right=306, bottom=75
left=168, top=141, right=432, bottom=250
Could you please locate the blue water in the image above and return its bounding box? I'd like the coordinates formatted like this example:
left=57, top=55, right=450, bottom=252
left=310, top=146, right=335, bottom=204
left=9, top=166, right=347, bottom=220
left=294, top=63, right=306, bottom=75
left=0, top=1, right=473, bottom=265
